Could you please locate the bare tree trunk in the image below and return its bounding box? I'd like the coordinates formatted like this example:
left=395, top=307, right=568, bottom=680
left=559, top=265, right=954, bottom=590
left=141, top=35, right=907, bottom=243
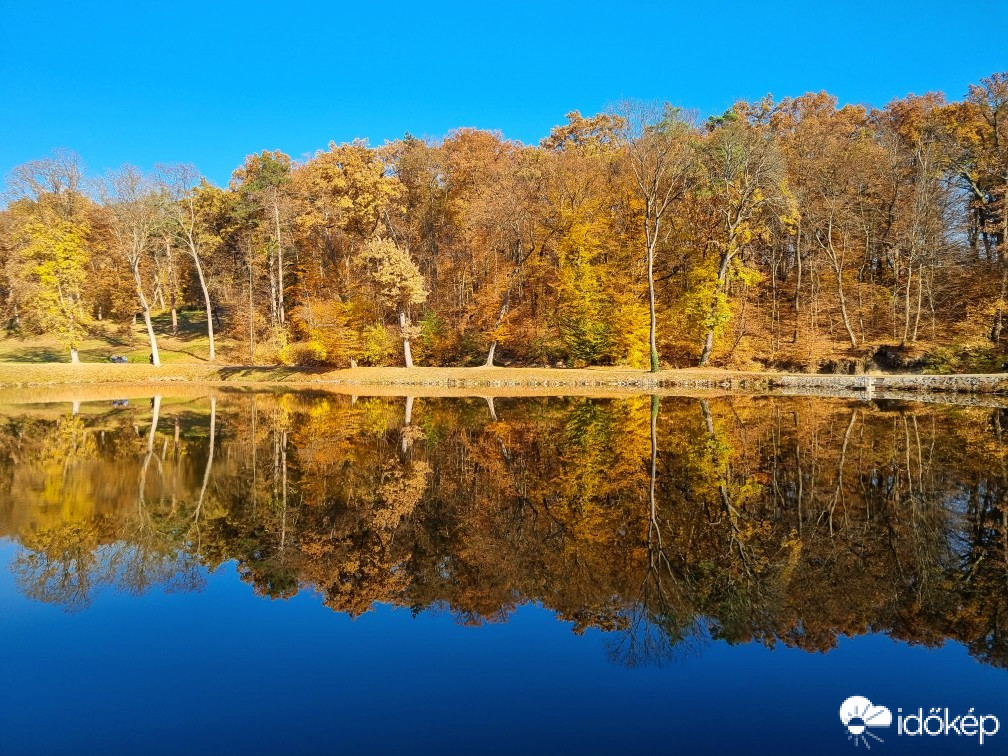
left=191, top=254, right=215, bottom=362
left=165, top=238, right=179, bottom=337
left=247, top=243, right=255, bottom=364
left=699, top=250, right=732, bottom=366
left=267, top=253, right=278, bottom=326
left=70, top=347, right=79, bottom=364
left=793, top=221, right=802, bottom=343
left=485, top=294, right=509, bottom=366
left=133, top=263, right=161, bottom=366
left=400, top=310, right=414, bottom=368
left=992, top=269, right=1007, bottom=344
left=912, top=262, right=924, bottom=342
left=699, top=329, right=715, bottom=367
left=647, top=239, right=659, bottom=372
left=273, top=201, right=285, bottom=326
left=902, top=262, right=913, bottom=344
left=832, top=261, right=858, bottom=348
left=153, top=264, right=166, bottom=311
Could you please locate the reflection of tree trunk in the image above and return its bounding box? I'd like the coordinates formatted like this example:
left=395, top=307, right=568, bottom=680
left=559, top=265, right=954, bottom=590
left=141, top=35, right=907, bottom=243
left=402, top=395, right=414, bottom=455
left=194, top=395, right=217, bottom=537
left=648, top=395, right=660, bottom=545
left=147, top=395, right=161, bottom=455
left=139, top=395, right=161, bottom=507
left=485, top=396, right=497, bottom=422
left=250, top=396, right=257, bottom=516
left=171, top=415, right=180, bottom=512
left=280, top=428, right=287, bottom=550
left=701, top=398, right=731, bottom=514
left=829, top=411, right=857, bottom=536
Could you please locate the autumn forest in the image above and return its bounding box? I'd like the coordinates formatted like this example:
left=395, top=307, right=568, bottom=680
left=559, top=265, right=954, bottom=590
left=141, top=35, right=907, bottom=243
left=2, top=73, right=1008, bottom=373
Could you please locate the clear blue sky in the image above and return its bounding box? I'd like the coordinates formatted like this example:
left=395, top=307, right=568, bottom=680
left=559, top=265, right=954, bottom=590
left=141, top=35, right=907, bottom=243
left=2, top=1, right=1005, bottom=187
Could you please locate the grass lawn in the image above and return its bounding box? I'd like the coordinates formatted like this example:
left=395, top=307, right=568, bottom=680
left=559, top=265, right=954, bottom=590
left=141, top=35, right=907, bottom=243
left=1, top=309, right=1007, bottom=398
left=0, top=309, right=242, bottom=365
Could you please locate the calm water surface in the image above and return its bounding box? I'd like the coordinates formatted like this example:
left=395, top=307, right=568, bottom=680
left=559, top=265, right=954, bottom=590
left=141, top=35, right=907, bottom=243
left=1, top=391, right=1007, bottom=754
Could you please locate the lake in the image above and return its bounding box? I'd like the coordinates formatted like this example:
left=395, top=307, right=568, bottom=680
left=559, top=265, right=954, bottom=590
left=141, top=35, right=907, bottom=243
left=1, top=390, right=1006, bottom=754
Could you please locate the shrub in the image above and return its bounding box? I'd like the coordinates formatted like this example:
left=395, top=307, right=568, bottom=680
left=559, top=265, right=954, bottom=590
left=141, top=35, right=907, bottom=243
left=359, top=323, right=394, bottom=365
left=279, top=340, right=327, bottom=366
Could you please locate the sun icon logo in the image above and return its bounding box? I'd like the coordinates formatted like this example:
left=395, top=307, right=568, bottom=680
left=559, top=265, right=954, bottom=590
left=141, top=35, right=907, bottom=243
left=839, top=695, right=893, bottom=748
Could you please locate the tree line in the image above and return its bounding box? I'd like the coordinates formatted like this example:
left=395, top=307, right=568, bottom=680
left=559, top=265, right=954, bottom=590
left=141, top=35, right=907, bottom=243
left=1, top=72, right=1006, bottom=371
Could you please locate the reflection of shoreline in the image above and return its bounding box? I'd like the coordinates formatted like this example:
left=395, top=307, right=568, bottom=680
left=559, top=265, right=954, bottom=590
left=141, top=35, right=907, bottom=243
left=2, top=385, right=1008, bottom=415
left=0, top=393, right=1006, bottom=669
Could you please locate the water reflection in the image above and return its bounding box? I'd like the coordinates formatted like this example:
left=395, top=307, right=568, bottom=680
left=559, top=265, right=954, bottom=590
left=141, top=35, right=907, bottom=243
left=1, top=392, right=1006, bottom=668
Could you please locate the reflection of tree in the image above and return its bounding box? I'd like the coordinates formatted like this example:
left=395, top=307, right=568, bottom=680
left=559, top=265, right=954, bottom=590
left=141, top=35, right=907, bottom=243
left=4, top=393, right=1008, bottom=669
left=12, top=519, right=103, bottom=611
left=609, top=395, right=703, bottom=666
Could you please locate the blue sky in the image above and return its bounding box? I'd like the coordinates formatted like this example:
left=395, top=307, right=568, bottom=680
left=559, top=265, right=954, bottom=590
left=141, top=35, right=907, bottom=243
left=1, top=1, right=1006, bottom=187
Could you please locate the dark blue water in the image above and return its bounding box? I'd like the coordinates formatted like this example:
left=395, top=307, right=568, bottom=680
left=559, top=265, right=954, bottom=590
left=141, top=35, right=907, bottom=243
left=1, top=540, right=1004, bottom=755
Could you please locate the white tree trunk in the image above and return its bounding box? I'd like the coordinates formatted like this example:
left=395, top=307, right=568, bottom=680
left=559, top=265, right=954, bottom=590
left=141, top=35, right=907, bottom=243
left=191, top=253, right=215, bottom=362
left=133, top=263, right=160, bottom=366
left=400, top=310, right=414, bottom=368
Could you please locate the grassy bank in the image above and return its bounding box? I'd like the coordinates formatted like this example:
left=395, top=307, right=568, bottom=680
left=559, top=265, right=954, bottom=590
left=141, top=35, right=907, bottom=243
left=1, top=362, right=1007, bottom=400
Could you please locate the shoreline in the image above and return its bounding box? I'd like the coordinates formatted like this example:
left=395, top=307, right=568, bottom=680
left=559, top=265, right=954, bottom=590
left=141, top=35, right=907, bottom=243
left=0, top=363, right=1006, bottom=404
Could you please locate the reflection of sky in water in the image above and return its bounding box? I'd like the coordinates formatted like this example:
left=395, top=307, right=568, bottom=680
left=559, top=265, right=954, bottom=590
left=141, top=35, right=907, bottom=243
left=1, top=542, right=1005, bottom=755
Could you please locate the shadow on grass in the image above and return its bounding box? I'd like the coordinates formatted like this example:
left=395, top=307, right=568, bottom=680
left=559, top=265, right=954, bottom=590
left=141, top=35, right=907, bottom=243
left=149, top=309, right=218, bottom=344
left=0, top=346, right=72, bottom=363
left=214, top=365, right=333, bottom=382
